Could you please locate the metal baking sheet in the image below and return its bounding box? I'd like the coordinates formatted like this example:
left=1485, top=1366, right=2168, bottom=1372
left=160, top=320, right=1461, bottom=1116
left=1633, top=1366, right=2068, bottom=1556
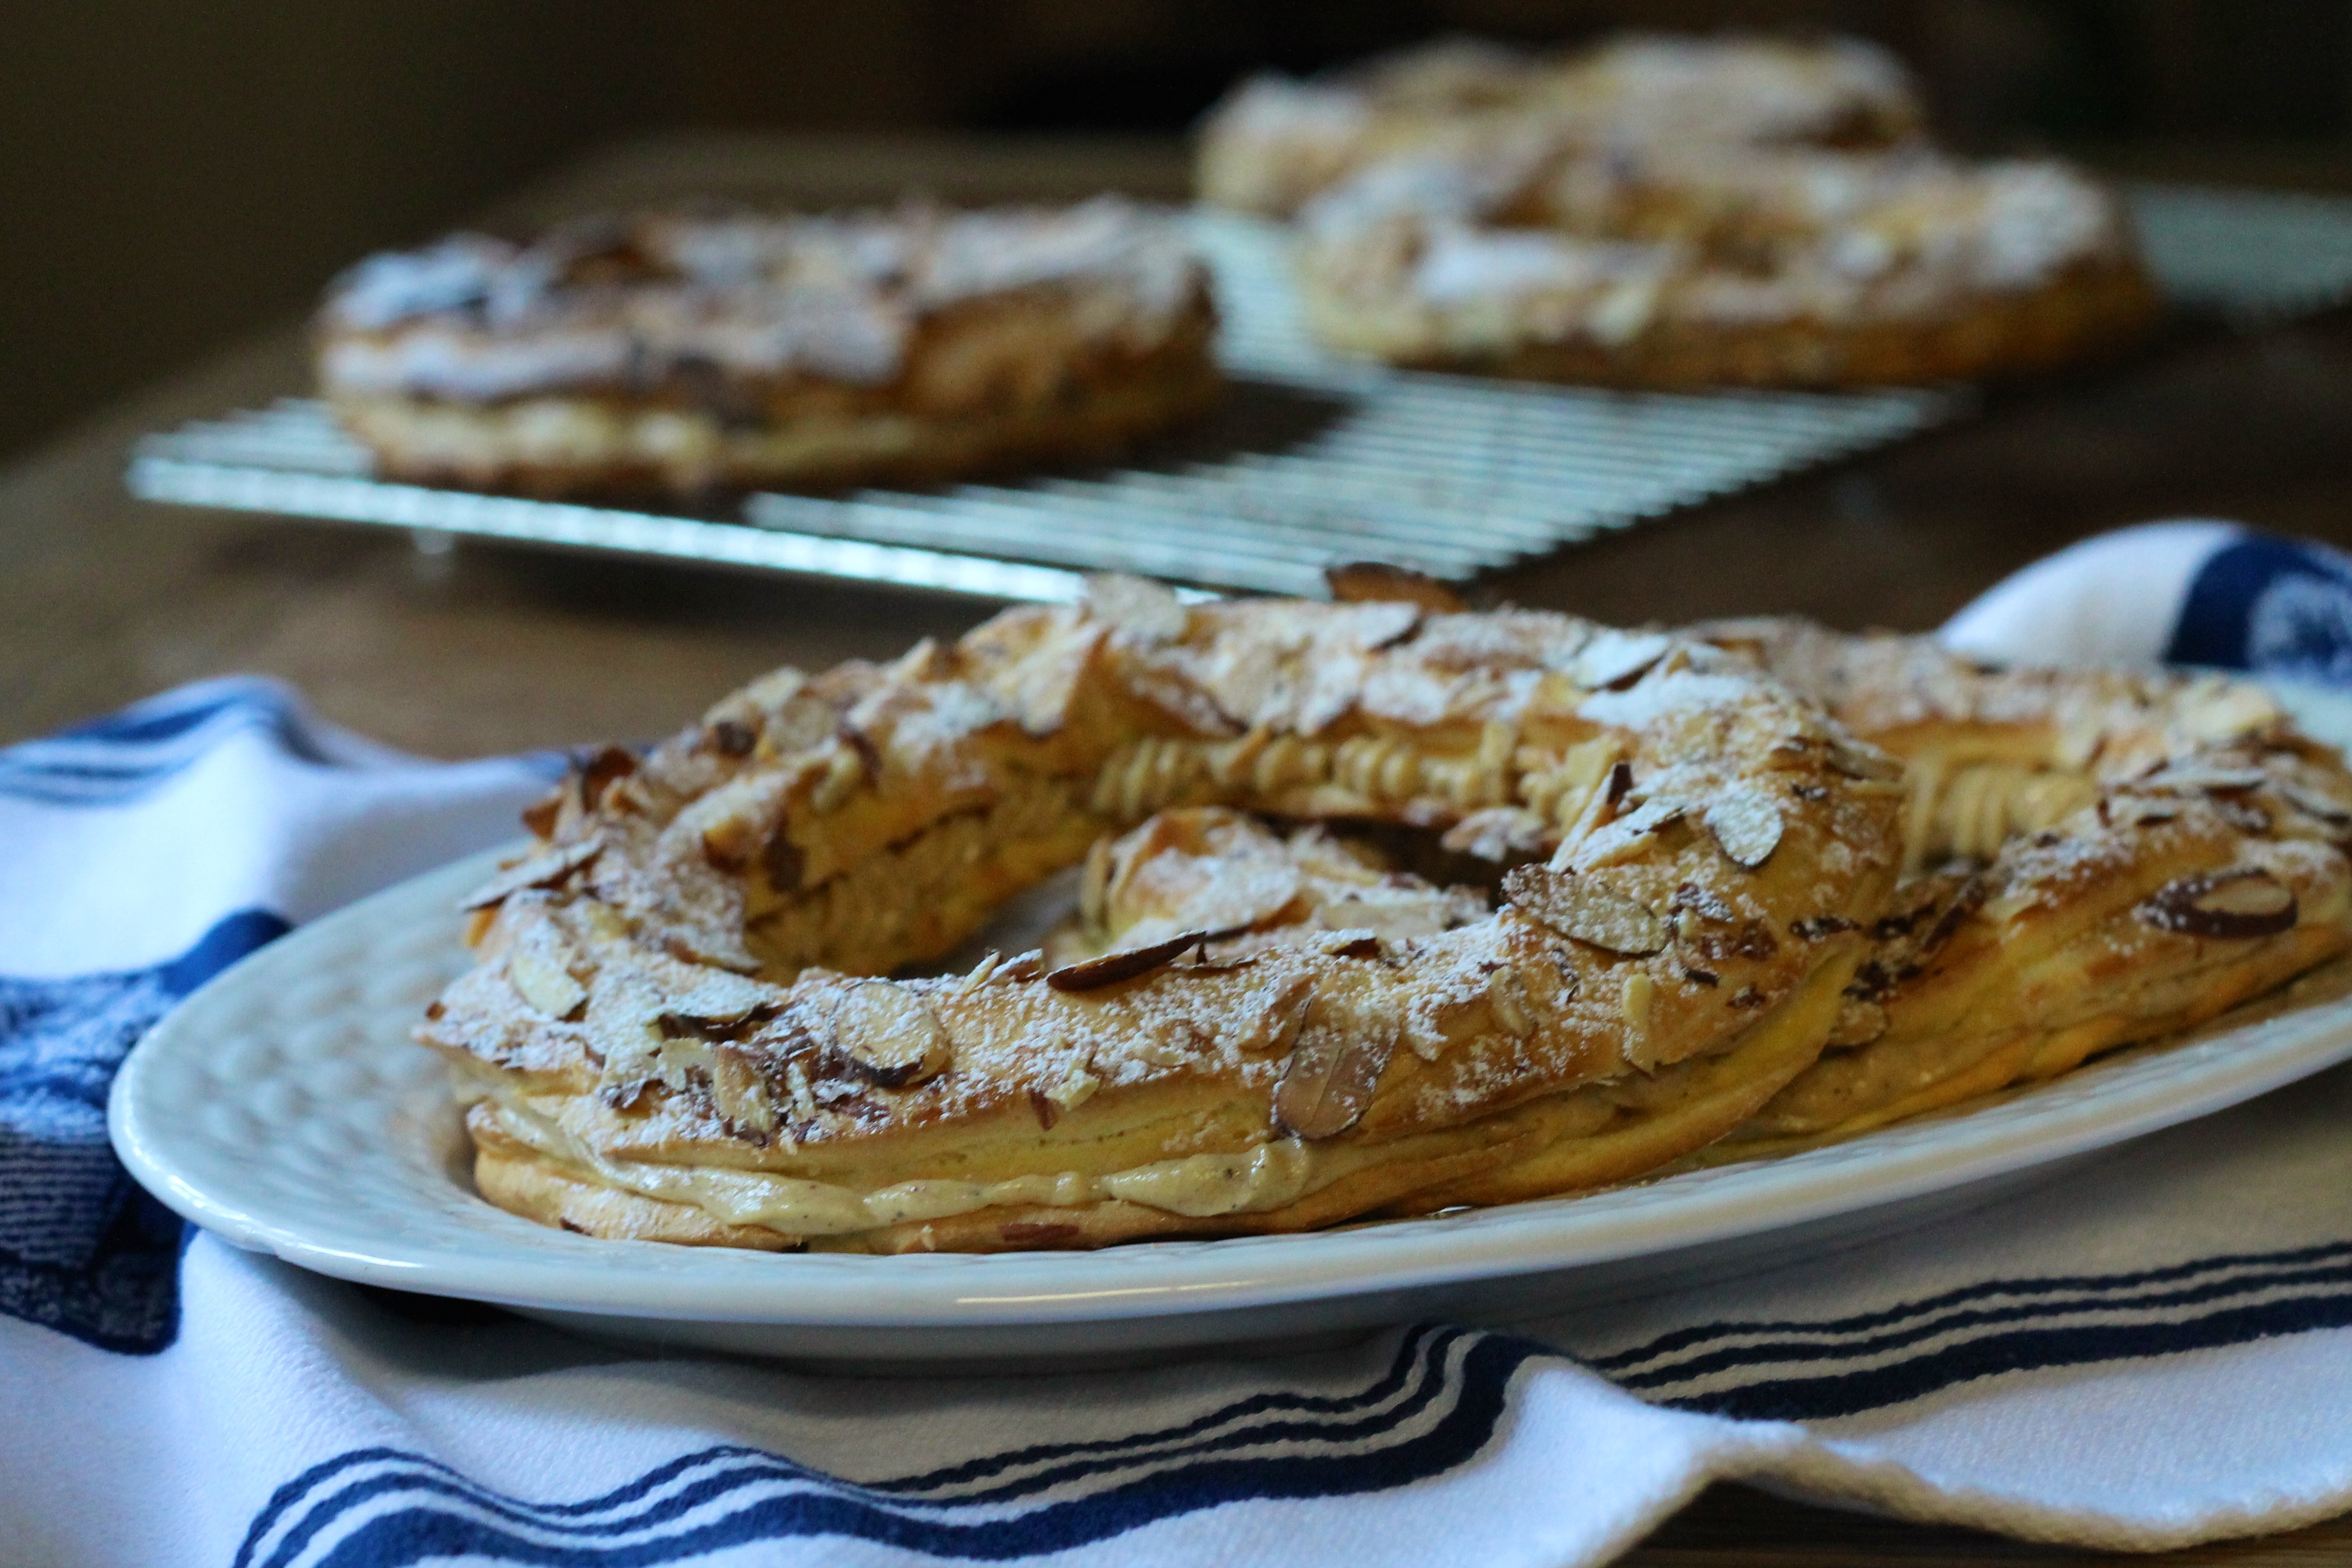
left=127, top=185, right=2352, bottom=602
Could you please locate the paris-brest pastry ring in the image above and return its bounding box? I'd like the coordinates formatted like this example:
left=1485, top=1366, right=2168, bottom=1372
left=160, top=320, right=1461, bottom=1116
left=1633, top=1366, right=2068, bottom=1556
left=417, top=581, right=1905, bottom=1253
left=1692, top=620, right=2352, bottom=1156
left=1289, top=136, right=2156, bottom=389
left=1196, top=34, right=1924, bottom=219
left=316, top=198, right=1219, bottom=500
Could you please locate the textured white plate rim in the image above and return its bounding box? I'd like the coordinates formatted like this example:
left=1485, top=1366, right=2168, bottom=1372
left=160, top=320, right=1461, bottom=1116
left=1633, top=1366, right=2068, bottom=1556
left=111, top=843, right=2352, bottom=1331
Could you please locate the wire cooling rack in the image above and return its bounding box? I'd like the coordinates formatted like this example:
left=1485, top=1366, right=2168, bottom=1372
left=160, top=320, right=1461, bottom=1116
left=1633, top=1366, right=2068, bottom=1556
left=127, top=185, right=2352, bottom=602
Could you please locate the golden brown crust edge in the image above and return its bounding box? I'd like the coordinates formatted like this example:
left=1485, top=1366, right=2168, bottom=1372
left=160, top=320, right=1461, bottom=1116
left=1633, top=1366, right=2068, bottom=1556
left=333, top=320, right=1222, bottom=500
left=1335, top=257, right=2158, bottom=391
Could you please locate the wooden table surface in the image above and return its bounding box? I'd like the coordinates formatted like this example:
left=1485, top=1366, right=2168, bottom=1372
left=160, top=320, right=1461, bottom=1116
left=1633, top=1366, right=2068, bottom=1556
left=8, top=132, right=2352, bottom=1564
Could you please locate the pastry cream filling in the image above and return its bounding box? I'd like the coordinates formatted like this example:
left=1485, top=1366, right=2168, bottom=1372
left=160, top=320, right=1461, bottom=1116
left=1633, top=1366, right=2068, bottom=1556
left=474, top=1084, right=1324, bottom=1235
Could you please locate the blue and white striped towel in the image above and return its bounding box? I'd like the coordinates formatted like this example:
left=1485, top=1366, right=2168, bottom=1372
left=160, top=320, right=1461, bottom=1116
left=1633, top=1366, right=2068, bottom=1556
left=12, top=521, right=2352, bottom=1567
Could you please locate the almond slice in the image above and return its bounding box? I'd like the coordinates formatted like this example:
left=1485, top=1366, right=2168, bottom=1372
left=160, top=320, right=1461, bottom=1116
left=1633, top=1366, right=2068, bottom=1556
left=829, top=980, right=951, bottom=1088
left=458, top=837, right=603, bottom=911
left=1503, top=865, right=1668, bottom=955
left=1706, top=788, right=1783, bottom=869
left=1571, top=630, right=1671, bottom=692
left=508, top=948, right=587, bottom=1021
left=1274, top=1012, right=1397, bottom=1140
left=2142, top=765, right=2269, bottom=795
left=2137, top=868, right=2298, bottom=939
left=1047, top=930, right=1213, bottom=992
left=662, top=972, right=786, bottom=1028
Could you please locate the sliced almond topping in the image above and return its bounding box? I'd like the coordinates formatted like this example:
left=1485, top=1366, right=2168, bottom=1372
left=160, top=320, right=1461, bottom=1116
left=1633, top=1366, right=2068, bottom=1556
left=2282, top=785, right=2352, bottom=827
left=1235, top=973, right=1316, bottom=1055
left=1670, top=881, right=1736, bottom=922
left=2137, top=869, right=2298, bottom=940
left=1574, top=796, right=1686, bottom=868
left=1441, top=807, right=1550, bottom=863
left=1705, top=788, right=1783, bottom=869
left=1825, top=736, right=1903, bottom=782
left=662, top=972, right=786, bottom=1028
left=707, top=1047, right=776, bottom=1136
left=508, top=948, right=587, bottom=1021
left=1084, top=573, right=1189, bottom=642
left=829, top=979, right=952, bottom=1088
left=2102, top=794, right=2181, bottom=828
left=1043, top=1064, right=1101, bottom=1112
left=458, top=837, right=603, bottom=911
left=2143, top=765, right=2269, bottom=795
left=1503, top=865, right=1669, bottom=956
left=1486, top=965, right=1534, bottom=1036
left=1047, top=931, right=1211, bottom=992
left=1572, top=630, right=1671, bottom=692
left=1274, top=1011, right=1398, bottom=1141
left=1620, top=971, right=1656, bottom=1028
left=1079, top=835, right=1114, bottom=938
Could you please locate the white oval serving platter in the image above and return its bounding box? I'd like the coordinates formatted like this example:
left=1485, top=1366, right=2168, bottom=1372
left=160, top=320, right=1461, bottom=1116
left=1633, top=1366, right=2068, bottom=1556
left=110, top=833, right=2352, bottom=1368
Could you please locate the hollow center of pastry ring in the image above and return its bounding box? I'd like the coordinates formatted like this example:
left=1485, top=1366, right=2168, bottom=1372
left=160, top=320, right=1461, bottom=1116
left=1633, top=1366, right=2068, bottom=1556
left=423, top=600, right=1928, bottom=1254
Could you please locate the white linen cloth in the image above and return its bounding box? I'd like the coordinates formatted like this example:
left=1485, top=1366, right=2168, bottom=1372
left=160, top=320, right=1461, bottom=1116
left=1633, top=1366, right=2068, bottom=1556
left=10, top=522, right=2352, bottom=1567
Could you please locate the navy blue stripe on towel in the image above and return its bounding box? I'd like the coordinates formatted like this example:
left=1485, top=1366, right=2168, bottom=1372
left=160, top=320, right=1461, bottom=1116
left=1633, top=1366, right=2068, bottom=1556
left=1, top=909, right=288, bottom=1353
left=0, top=682, right=339, bottom=806
left=234, top=1326, right=1550, bottom=1568
left=1581, top=1240, right=2352, bottom=1422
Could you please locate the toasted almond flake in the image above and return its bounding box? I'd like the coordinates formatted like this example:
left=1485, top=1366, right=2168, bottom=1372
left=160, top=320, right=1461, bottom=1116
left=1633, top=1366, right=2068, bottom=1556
left=707, top=1048, right=776, bottom=1135
left=458, top=837, right=603, bottom=911
left=2103, top=794, right=2180, bottom=827
left=2143, top=765, right=2269, bottom=795
left=1572, top=796, right=1686, bottom=869
left=1047, top=930, right=1211, bottom=992
left=2137, top=868, right=2298, bottom=939
left=1826, top=736, right=1903, bottom=781
left=1706, top=788, right=1784, bottom=868
left=1084, top=573, right=1189, bottom=642
left=1043, top=1065, right=1101, bottom=1112
left=2282, top=785, right=2352, bottom=826
left=1274, top=1012, right=1397, bottom=1141
left=1487, top=965, right=1533, bottom=1036
left=663, top=972, right=785, bottom=1027
left=1441, top=807, right=1550, bottom=862
left=830, top=980, right=952, bottom=1087
left=1079, top=836, right=1114, bottom=937
left=1621, top=971, right=1656, bottom=1029
left=1503, top=865, right=1669, bottom=955
left=508, top=948, right=587, bottom=1020
left=1235, top=973, right=1315, bottom=1055
left=1572, top=630, right=1671, bottom=692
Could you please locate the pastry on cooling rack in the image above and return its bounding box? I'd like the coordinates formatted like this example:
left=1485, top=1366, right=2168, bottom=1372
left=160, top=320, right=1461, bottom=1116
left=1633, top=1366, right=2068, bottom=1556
left=1197, top=33, right=1922, bottom=217
left=416, top=578, right=1905, bottom=1252
left=314, top=199, right=1221, bottom=499
left=1291, top=139, right=2157, bottom=389
left=1694, top=619, right=2352, bottom=1156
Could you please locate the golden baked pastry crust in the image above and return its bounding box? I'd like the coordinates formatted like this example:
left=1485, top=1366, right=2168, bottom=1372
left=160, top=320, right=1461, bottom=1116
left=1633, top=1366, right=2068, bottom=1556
left=1197, top=34, right=1922, bottom=218
left=418, top=583, right=1904, bottom=1251
left=1293, top=141, right=2157, bottom=390
left=1695, top=619, right=2352, bottom=1153
left=316, top=201, right=1221, bottom=499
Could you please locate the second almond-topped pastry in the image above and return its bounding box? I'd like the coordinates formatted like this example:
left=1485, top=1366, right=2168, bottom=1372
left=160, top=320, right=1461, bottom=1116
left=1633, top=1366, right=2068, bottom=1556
left=316, top=198, right=1221, bottom=499
left=418, top=581, right=1904, bottom=1253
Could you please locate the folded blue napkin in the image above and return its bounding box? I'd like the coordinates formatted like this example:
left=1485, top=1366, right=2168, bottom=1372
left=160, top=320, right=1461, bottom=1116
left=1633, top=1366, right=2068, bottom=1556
left=8, top=526, right=2352, bottom=1567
